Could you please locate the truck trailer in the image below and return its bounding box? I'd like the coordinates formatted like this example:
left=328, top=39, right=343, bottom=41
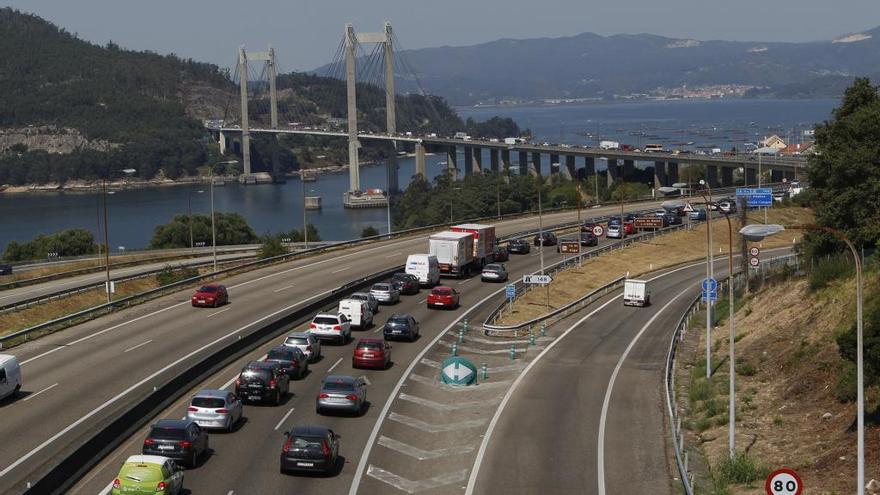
left=450, top=223, right=496, bottom=267
left=623, top=279, right=650, bottom=307
left=429, top=231, right=476, bottom=278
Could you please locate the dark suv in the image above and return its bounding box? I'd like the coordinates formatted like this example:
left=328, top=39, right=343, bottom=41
left=264, top=345, right=309, bottom=380
left=0, top=264, right=12, bottom=276
left=383, top=314, right=420, bottom=342
left=579, top=231, right=598, bottom=246
left=390, top=273, right=420, bottom=295
left=142, top=419, right=209, bottom=468
left=280, top=425, right=340, bottom=476
left=533, top=232, right=558, bottom=246
left=235, top=361, right=290, bottom=405
left=507, top=239, right=531, bottom=254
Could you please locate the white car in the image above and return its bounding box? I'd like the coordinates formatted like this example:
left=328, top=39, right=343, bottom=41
left=283, top=332, right=322, bottom=362
left=606, top=224, right=623, bottom=239
left=348, top=292, right=379, bottom=314
left=308, top=314, right=351, bottom=344
left=370, top=283, right=400, bottom=304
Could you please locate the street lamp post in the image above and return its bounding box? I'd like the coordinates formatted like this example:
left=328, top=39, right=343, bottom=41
left=100, top=168, right=136, bottom=303
left=698, top=180, right=715, bottom=379
left=537, top=177, right=544, bottom=275
left=210, top=160, right=238, bottom=272
left=741, top=223, right=864, bottom=493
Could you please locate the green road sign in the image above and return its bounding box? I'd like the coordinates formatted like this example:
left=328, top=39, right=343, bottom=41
left=440, top=356, right=477, bottom=385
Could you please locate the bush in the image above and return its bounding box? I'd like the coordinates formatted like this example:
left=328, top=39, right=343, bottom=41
left=808, top=253, right=854, bottom=291
left=689, top=379, right=713, bottom=403
left=736, top=360, right=757, bottom=376
left=716, top=452, right=760, bottom=484
left=834, top=362, right=857, bottom=402
left=150, top=212, right=257, bottom=249
left=155, top=265, right=199, bottom=286
left=3, top=228, right=97, bottom=262
left=258, top=235, right=287, bottom=259
left=361, top=226, right=380, bottom=238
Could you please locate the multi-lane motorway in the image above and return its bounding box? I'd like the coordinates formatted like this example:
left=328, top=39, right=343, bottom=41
left=0, top=203, right=672, bottom=495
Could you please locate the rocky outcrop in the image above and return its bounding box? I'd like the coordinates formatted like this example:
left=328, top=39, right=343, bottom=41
left=0, top=126, right=118, bottom=154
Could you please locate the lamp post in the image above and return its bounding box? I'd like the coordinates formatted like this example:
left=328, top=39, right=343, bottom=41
left=741, top=223, right=864, bottom=493
left=536, top=177, right=545, bottom=275
left=100, top=168, right=137, bottom=303
left=210, top=160, right=238, bottom=272
left=698, top=180, right=715, bottom=379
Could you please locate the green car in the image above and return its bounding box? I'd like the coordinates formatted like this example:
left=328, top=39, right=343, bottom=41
left=111, top=455, right=184, bottom=495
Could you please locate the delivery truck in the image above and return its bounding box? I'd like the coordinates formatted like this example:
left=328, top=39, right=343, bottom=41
left=623, top=279, right=650, bottom=307
left=599, top=140, right=620, bottom=150
left=450, top=223, right=496, bottom=267
left=429, top=231, right=476, bottom=278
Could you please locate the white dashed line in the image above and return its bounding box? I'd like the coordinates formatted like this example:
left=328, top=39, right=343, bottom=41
left=22, top=383, right=59, bottom=402
left=206, top=307, right=232, bottom=318
left=327, top=357, right=343, bottom=374
left=123, top=340, right=152, bottom=353
left=274, top=408, right=295, bottom=431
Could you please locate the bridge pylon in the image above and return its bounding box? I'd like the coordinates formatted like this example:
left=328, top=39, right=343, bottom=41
left=236, top=45, right=279, bottom=184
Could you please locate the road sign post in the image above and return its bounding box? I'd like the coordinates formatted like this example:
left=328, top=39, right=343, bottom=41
left=764, top=468, right=803, bottom=495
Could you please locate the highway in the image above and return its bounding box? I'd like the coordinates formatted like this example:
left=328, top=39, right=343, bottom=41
left=0, top=203, right=664, bottom=495
left=0, top=252, right=256, bottom=310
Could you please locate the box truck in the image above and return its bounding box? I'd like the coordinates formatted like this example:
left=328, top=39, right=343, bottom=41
left=599, top=140, right=620, bottom=150
left=623, top=279, right=650, bottom=307
left=429, top=231, right=475, bottom=278
left=451, top=223, right=496, bottom=267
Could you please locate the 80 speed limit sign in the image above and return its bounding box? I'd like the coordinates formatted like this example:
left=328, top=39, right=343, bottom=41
left=765, top=468, right=803, bottom=495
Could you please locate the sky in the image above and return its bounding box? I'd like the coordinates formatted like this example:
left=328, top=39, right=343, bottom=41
left=6, top=0, right=880, bottom=71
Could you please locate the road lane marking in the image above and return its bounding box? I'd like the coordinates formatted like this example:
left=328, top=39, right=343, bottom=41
left=398, top=393, right=496, bottom=411
left=367, top=466, right=468, bottom=494
left=359, top=375, right=372, bottom=386
left=597, top=286, right=692, bottom=495
left=384, top=252, right=402, bottom=258
left=0, top=290, right=332, bottom=480
left=327, top=357, right=343, bottom=374
left=274, top=408, right=295, bottom=431
left=378, top=436, right=473, bottom=460
left=206, top=307, right=232, bottom=318
left=457, top=279, right=472, bottom=285
left=407, top=373, right=511, bottom=391
left=123, top=340, right=152, bottom=353
left=388, top=412, right=486, bottom=433
left=21, top=383, right=58, bottom=402
left=331, top=266, right=352, bottom=274
left=273, top=284, right=297, bottom=293
left=418, top=298, right=427, bottom=304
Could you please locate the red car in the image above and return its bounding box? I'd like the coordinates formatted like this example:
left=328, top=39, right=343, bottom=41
left=191, top=284, right=228, bottom=307
left=623, top=222, right=635, bottom=235
left=427, top=286, right=460, bottom=309
left=352, top=338, right=392, bottom=369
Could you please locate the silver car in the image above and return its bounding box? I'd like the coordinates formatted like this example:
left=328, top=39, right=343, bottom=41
left=481, top=263, right=508, bottom=282
left=283, top=332, right=322, bottom=363
left=186, top=389, right=243, bottom=431
left=316, top=375, right=367, bottom=416
left=349, top=292, right=379, bottom=314
left=369, top=283, right=400, bottom=304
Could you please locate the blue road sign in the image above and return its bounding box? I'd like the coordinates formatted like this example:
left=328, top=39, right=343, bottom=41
left=702, top=290, right=718, bottom=302
left=736, top=188, right=773, bottom=207
left=440, top=357, right=478, bottom=385
left=505, top=284, right=516, bottom=300
left=701, top=278, right=718, bottom=292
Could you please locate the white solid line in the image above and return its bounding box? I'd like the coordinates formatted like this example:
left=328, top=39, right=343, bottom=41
left=331, top=266, right=351, bottom=274
left=220, top=374, right=238, bottom=391
left=418, top=298, right=427, bottom=304
left=347, top=284, right=509, bottom=495
left=457, top=279, right=472, bottom=285
left=0, top=290, right=332, bottom=480
left=384, top=252, right=402, bottom=258
left=274, top=408, right=295, bottom=431
left=98, top=482, right=113, bottom=495
left=597, top=286, right=692, bottom=495
left=327, top=357, right=343, bottom=374
left=123, top=340, right=152, bottom=353
left=206, top=307, right=232, bottom=318
left=273, top=284, right=296, bottom=293
left=21, top=383, right=59, bottom=402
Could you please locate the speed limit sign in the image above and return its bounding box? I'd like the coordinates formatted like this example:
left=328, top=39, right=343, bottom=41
left=592, top=225, right=604, bottom=237
left=750, top=246, right=760, bottom=257
left=765, top=468, right=803, bottom=495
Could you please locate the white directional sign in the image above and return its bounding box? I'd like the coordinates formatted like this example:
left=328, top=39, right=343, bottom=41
left=442, top=362, right=474, bottom=382
left=523, top=274, right=552, bottom=285
left=764, top=468, right=803, bottom=495
left=592, top=225, right=604, bottom=237
left=683, top=203, right=695, bottom=213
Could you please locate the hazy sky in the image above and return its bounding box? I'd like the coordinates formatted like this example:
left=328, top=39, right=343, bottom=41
left=7, top=0, right=880, bottom=71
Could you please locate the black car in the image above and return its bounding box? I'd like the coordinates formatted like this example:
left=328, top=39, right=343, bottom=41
left=664, top=213, right=682, bottom=226
left=0, top=264, right=11, bottom=276
left=383, top=314, right=420, bottom=342
left=580, top=221, right=598, bottom=233
left=579, top=231, right=598, bottom=246
left=390, top=273, right=420, bottom=295
left=142, top=419, right=209, bottom=468
left=507, top=239, right=531, bottom=254
left=493, top=246, right=509, bottom=262
left=280, top=425, right=340, bottom=475
left=533, top=232, right=558, bottom=246
left=235, top=361, right=290, bottom=405
left=264, top=345, right=309, bottom=380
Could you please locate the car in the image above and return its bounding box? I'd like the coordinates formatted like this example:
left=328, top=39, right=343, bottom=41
left=580, top=221, right=598, bottom=233
left=348, top=292, right=379, bottom=314
left=481, top=263, right=508, bottom=282
left=653, top=209, right=668, bottom=217
left=606, top=224, right=623, bottom=239
left=579, top=231, right=598, bottom=246
left=234, top=361, right=290, bottom=406
left=308, top=313, right=351, bottom=344
left=533, top=232, right=558, bottom=246
left=283, top=332, right=322, bottom=363
left=688, top=208, right=707, bottom=221
left=316, top=375, right=367, bottom=415
left=773, top=190, right=789, bottom=202
left=142, top=419, right=208, bottom=468
left=191, top=284, right=228, bottom=307
left=507, top=239, right=531, bottom=254
left=370, top=283, right=400, bottom=304
left=427, top=286, right=460, bottom=309
left=493, top=245, right=509, bottom=262
left=718, top=200, right=737, bottom=214
left=280, top=425, right=341, bottom=475
left=383, top=313, right=420, bottom=341
left=0, top=264, right=12, bottom=276
left=352, top=338, right=392, bottom=369
left=623, top=222, right=635, bottom=235
left=664, top=214, right=682, bottom=225
left=390, top=273, right=420, bottom=295
left=111, top=455, right=184, bottom=495
left=186, top=389, right=243, bottom=432
left=264, top=345, right=309, bottom=380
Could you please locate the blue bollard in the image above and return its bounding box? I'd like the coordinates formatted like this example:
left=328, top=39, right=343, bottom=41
left=458, top=329, right=465, bottom=344
left=463, top=319, right=469, bottom=333
left=529, top=333, right=536, bottom=346
left=540, top=321, right=546, bottom=337
left=452, top=343, right=458, bottom=356
left=509, top=345, right=516, bottom=360
left=481, top=363, right=488, bottom=380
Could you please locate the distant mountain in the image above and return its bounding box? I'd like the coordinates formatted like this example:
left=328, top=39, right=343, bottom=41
left=316, top=27, right=880, bottom=104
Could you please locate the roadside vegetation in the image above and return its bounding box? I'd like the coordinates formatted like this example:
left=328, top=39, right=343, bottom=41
left=149, top=212, right=258, bottom=249
left=3, top=229, right=97, bottom=262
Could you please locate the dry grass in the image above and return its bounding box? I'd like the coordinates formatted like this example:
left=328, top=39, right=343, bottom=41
left=0, top=252, right=212, bottom=284
left=685, top=270, right=880, bottom=495
left=496, top=206, right=815, bottom=326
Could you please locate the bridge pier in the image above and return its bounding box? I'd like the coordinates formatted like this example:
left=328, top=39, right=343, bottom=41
left=771, top=169, right=784, bottom=183
left=606, top=158, right=619, bottom=185
left=667, top=162, right=679, bottom=184
left=623, top=159, right=635, bottom=180
left=447, top=146, right=459, bottom=180
left=654, top=161, right=667, bottom=189
left=387, top=144, right=399, bottom=193
left=531, top=152, right=542, bottom=175
left=720, top=166, right=734, bottom=188
left=415, top=142, right=426, bottom=178
left=464, top=147, right=474, bottom=176
left=472, top=147, right=483, bottom=173
left=565, top=155, right=576, bottom=177
left=501, top=149, right=511, bottom=175
left=706, top=165, right=719, bottom=188
left=583, top=156, right=595, bottom=178
left=550, top=154, right=560, bottom=175
left=745, top=167, right=757, bottom=186
left=489, top=149, right=499, bottom=173
left=518, top=151, right=528, bottom=176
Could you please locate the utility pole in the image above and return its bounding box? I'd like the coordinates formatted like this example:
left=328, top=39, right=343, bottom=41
left=102, top=178, right=111, bottom=304
left=739, top=196, right=749, bottom=293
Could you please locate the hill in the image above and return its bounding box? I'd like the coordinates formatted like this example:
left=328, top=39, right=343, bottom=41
left=320, top=27, right=880, bottom=104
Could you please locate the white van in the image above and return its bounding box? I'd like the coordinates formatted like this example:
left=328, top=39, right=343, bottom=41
left=0, top=354, right=21, bottom=401
left=405, top=254, right=440, bottom=287
left=338, top=299, right=374, bottom=330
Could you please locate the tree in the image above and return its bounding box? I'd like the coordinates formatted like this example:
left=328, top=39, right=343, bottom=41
left=3, top=228, right=97, bottom=261
left=258, top=234, right=287, bottom=259
left=149, top=212, right=257, bottom=249
left=361, top=226, right=379, bottom=238
left=836, top=293, right=880, bottom=401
